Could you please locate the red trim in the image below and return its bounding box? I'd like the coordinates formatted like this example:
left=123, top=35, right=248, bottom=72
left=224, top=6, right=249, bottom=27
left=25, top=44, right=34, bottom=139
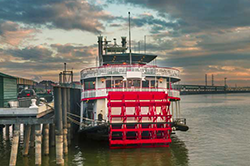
left=83, top=87, right=180, bottom=92
left=81, top=96, right=107, bottom=101
left=82, top=95, right=180, bottom=102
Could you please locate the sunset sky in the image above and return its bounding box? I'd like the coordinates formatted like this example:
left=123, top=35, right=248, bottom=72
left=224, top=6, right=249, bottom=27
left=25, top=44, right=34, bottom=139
left=0, top=0, right=250, bottom=86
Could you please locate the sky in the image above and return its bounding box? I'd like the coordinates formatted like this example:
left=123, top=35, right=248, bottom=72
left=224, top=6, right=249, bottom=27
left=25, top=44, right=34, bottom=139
left=0, top=0, right=250, bottom=87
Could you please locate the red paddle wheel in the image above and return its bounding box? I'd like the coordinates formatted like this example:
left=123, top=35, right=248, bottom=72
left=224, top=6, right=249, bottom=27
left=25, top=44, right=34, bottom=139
left=108, top=91, right=172, bottom=149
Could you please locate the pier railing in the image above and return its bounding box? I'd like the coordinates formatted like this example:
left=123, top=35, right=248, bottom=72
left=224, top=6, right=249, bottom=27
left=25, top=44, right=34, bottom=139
left=82, top=88, right=180, bottom=99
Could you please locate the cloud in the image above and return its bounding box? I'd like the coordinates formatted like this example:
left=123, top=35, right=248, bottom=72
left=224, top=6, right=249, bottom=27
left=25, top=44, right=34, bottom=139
left=109, top=23, right=122, bottom=27
left=0, top=21, right=37, bottom=46
left=6, top=45, right=53, bottom=61
left=109, top=0, right=250, bottom=32
left=105, top=0, right=250, bottom=86
left=0, top=43, right=98, bottom=82
left=0, top=0, right=114, bottom=33
left=51, top=43, right=97, bottom=58
left=115, top=13, right=179, bottom=34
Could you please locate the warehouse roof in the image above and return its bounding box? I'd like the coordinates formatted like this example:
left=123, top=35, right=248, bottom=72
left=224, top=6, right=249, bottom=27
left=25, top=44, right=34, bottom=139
left=0, top=72, right=17, bottom=79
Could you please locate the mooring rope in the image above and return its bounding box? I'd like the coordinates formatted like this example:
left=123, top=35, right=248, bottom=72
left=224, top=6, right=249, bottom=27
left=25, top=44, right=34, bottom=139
left=67, top=117, right=81, bottom=126
left=67, top=112, right=106, bottom=123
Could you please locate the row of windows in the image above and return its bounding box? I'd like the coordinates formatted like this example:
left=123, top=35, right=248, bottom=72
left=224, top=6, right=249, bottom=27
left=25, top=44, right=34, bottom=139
left=84, top=79, right=171, bottom=90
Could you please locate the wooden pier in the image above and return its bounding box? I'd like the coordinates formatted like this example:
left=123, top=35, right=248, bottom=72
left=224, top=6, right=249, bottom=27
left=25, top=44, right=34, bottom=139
left=0, top=86, right=81, bottom=166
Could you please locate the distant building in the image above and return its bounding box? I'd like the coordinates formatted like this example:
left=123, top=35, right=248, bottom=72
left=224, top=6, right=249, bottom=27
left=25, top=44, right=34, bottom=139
left=72, top=81, right=81, bottom=89
left=0, top=72, right=17, bottom=107
left=0, top=72, right=37, bottom=107
left=17, top=77, right=36, bottom=92
left=35, top=80, right=57, bottom=92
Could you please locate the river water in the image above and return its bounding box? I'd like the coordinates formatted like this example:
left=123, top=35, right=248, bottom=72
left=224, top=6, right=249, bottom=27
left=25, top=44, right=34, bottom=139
left=0, top=93, right=250, bottom=166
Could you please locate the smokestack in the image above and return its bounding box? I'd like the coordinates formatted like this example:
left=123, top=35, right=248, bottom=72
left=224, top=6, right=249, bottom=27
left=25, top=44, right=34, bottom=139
left=98, top=36, right=103, bottom=66
left=64, top=63, right=66, bottom=72
left=121, top=37, right=127, bottom=48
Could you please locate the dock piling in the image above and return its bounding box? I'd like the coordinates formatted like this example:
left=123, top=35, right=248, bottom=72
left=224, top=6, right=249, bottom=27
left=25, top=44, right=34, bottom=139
left=67, top=88, right=71, bottom=145
left=62, top=87, right=68, bottom=155
left=56, top=132, right=64, bottom=165
left=43, top=124, right=50, bottom=155
left=67, top=123, right=71, bottom=146
left=54, top=86, right=64, bottom=165
left=49, top=123, right=55, bottom=147
left=63, top=128, right=68, bottom=154
left=9, top=124, right=20, bottom=166
left=30, top=125, right=35, bottom=147
left=23, top=124, right=31, bottom=156
left=5, top=124, right=10, bottom=141
left=35, top=124, right=42, bottom=165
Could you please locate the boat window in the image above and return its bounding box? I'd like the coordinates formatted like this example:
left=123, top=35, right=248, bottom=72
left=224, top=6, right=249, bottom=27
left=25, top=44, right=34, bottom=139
left=167, top=82, right=170, bottom=89
left=133, top=80, right=140, bottom=88
left=106, top=80, right=111, bottom=88
left=115, top=80, right=123, bottom=88
left=151, top=80, right=158, bottom=88
left=142, top=80, right=149, bottom=88
left=127, top=79, right=140, bottom=88
left=84, top=80, right=95, bottom=90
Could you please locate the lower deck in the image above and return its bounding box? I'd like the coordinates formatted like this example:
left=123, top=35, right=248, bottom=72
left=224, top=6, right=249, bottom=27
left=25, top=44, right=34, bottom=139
left=79, top=91, right=187, bottom=148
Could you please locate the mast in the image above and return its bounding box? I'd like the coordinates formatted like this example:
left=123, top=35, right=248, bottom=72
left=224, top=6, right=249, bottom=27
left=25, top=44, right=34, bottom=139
left=129, top=12, right=132, bottom=65
left=144, top=35, right=146, bottom=54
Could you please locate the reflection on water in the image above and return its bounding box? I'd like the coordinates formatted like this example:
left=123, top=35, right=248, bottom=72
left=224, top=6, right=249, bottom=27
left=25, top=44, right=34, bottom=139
left=71, top=136, right=189, bottom=166
left=0, top=129, right=189, bottom=166
left=1, top=93, right=250, bottom=166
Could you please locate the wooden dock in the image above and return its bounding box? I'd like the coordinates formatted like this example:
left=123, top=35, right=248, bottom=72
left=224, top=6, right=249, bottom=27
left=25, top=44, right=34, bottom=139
left=0, top=86, right=81, bottom=166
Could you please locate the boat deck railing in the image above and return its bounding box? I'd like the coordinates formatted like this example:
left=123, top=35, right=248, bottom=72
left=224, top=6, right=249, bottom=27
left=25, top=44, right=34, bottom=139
left=80, top=65, right=180, bottom=80
left=82, top=88, right=180, bottom=99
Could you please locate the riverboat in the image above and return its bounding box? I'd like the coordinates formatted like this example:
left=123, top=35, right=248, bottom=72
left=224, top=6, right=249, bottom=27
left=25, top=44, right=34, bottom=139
left=79, top=36, right=188, bottom=148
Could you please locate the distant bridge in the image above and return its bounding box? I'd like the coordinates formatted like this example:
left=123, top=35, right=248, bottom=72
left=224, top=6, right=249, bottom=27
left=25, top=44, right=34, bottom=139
left=175, top=84, right=250, bottom=95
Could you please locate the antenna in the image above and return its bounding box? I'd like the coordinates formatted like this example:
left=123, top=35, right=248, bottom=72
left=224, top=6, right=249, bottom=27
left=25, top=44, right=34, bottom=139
left=138, top=41, right=140, bottom=53
left=144, top=35, right=146, bottom=54
left=128, top=12, right=132, bottom=64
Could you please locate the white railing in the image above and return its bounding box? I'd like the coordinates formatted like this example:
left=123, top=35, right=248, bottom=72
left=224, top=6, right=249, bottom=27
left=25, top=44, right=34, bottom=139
left=81, top=65, right=180, bottom=80
left=82, top=88, right=180, bottom=99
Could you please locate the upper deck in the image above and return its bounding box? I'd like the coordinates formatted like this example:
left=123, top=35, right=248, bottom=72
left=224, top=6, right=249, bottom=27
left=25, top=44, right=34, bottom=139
left=80, top=36, right=181, bottom=100
left=80, top=64, right=180, bottom=82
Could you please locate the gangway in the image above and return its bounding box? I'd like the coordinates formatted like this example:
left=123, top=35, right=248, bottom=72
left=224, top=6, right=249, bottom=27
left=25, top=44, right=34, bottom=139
left=108, top=91, right=172, bottom=148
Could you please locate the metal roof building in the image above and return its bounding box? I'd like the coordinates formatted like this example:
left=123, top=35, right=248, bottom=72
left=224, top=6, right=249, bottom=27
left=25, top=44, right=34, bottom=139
left=0, top=72, right=17, bottom=107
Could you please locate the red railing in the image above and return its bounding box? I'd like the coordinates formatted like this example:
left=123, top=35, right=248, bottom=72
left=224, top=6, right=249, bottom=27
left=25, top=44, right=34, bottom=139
left=108, top=91, right=172, bottom=148
left=82, top=87, right=180, bottom=100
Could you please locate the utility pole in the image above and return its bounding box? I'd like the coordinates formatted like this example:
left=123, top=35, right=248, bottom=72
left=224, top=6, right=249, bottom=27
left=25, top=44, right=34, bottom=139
left=205, top=74, right=207, bottom=86
left=224, top=77, right=227, bottom=91
left=212, top=74, right=214, bottom=86
left=224, top=77, right=227, bottom=87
